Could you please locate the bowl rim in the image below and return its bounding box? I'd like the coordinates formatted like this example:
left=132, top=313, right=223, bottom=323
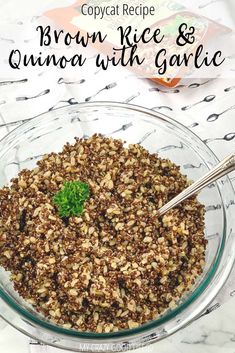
left=0, top=101, right=231, bottom=339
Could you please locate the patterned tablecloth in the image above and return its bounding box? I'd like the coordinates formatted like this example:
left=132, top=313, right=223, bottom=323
left=0, top=0, right=234, bottom=351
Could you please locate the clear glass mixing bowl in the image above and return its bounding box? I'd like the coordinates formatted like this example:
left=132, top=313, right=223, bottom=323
left=0, top=102, right=234, bottom=352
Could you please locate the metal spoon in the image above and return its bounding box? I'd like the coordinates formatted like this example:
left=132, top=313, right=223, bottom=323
left=158, top=153, right=235, bottom=217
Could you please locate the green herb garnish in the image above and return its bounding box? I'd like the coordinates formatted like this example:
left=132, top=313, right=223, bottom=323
left=53, top=181, right=89, bottom=218
left=162, top=15, right=196, bottom=36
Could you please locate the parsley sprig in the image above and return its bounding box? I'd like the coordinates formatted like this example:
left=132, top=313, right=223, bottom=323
left=53, top=181, right=89, bottom=217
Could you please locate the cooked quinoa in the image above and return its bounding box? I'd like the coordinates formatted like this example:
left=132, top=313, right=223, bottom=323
left=0, top=134, right=206, bottom=333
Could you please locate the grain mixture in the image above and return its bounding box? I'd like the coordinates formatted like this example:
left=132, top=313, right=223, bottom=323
left=0, top=134, right=206, bottom=333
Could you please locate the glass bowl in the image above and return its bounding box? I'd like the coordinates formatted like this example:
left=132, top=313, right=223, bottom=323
left=0, top=102, right=234, bottom=352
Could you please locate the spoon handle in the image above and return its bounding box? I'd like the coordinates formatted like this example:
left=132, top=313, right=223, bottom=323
left=158, top=153, right=235, bottom=217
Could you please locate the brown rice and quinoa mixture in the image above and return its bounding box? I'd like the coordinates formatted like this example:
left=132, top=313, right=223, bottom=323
left=0, top=134, right=206, bottom=333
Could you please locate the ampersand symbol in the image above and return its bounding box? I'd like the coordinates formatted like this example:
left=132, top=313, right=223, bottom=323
left=176, top=23, right=195, bottom=46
